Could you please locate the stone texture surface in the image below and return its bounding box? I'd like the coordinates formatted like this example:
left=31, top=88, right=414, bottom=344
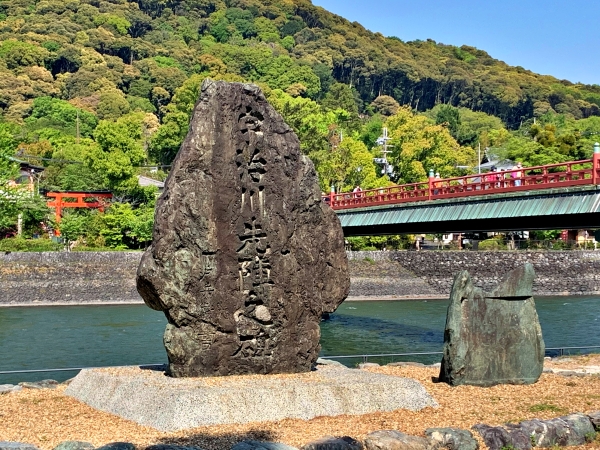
left=588, top=411, right=600, bottom=430
left=51, top=442, right=94, bottom=450
left=65, top=365, right=437, bottom=431
left=136, top=80, right=349, bottom=377
left=145, top=445, right=204, bottom=450
left=0, top=444, right=40, bottom=450
left=300, top=436, right=362, bottom=450
left=232, top=442, right=298, bottom=450
left=363, top=430, right=439, bottom=450
left=95, top=443, right=136, bottom=450
left=439, top=263, right=545, bottom=386
left=472, top=424, right=531, bottom=450
left=473, top=413, right=596, bottom=449
left=424, top=428, right=478, bottom=450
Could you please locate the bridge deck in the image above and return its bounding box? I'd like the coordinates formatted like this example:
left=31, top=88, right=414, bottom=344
left=336, top=185, right=600, bottom=235
left=328, top=155, right=600, bottom=235
left=328, top=157, right=600, bottom=211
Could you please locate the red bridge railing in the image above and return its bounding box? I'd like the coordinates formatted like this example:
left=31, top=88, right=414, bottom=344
left=326, top=155, right=600, bottom=210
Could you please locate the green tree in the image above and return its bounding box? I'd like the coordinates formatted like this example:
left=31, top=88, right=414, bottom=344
left=316, top=136, right=383, bottom=192
left=0, top=123, right=20, bottom=230
left=370, top=95, right=400, bottom=117
left=90, top=113, right=147, bottom=195
left=386, top=106, right=475, bottom=183
left=27, top=97, right=98, bottom=137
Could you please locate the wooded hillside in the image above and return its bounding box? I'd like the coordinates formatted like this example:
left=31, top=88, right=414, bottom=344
left=2, top=0, right=600, bottom=247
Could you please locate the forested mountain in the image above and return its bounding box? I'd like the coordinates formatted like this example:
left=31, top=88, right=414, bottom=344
left=2, top=0, right=600, bottom=246
left=1, top=0, right=599, bottom=127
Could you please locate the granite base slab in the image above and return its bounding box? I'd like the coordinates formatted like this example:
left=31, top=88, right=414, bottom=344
left=65, top=365, right=437, bottom=431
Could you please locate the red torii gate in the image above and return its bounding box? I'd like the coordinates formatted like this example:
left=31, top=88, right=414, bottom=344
left=46, top=191, right=113, bottom=234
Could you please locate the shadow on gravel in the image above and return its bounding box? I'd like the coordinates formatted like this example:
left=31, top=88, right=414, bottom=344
left=158, top=429, right=278, bottom=450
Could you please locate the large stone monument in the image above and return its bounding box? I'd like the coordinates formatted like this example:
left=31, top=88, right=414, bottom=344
left=137, top=80, right=350, bottom=377
left=439, top=263, right=544, bottom=386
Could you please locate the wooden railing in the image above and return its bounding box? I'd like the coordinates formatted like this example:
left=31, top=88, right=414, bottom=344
left=326, top=155, right=600, bottom=210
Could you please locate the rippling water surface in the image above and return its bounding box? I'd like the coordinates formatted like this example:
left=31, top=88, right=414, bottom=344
left=1, top=296, right=599, bottom=384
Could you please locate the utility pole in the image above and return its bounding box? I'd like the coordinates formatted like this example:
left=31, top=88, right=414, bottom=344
left=376, top=127, right=394, bottom=178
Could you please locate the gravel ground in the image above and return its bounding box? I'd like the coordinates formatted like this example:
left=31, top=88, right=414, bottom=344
left=1, top=355, right=600, bottom=450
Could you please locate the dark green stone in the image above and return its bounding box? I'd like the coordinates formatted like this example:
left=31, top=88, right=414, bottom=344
left=439, top=263, right=545, bottom=386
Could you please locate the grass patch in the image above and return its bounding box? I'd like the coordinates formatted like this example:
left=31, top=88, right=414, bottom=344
left=528, top=403, right=568, bottom=414
left=0, top=237, right=62, bottom=252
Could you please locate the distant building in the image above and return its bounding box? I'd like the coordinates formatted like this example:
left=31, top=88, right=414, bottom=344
left=7, top=158, right=44, bottom=193
left=138, top=175, right=165, bottom=194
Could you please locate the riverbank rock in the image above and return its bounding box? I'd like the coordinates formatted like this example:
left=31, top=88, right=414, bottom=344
left=363, top=430, right=439, bottom=450
left=18, top=379, right=58, bottom=389
left=52, top=442, right=94, bottom=450
left=136, top=80, right=349, bottom=377
left=473, top=413, right=595, bottom=449
left=472, top=424, right=531, bottom=450
left=0, top=384, right=22, bottom=393
left=425, top=428, right=478, bottom=450
left=232, top=442, right=298, bottom=450
left=588, top=411, right=600, bottom=430
left=0, top=444, right=40, bottom=450
left=300, top=436, right=362, bottom=450
left=95, top=443, right=136, bottom=450
left=439, top=263, right=544, bottom=386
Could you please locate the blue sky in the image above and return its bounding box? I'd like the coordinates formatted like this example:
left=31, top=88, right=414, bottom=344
left=312, top=0, right=600, bottom=85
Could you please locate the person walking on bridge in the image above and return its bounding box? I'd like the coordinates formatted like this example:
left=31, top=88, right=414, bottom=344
left=512, top=162, right=523, bottom=186
left=433, top=172, right=441, bottom=195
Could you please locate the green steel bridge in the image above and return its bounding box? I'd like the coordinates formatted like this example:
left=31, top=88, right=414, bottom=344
left=329, top=151, right=600, bottom=236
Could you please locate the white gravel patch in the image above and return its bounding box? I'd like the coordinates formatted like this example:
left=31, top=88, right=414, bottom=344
left=65, top=365, right=438, bottom=431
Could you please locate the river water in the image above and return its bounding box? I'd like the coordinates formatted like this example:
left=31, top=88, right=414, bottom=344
left=1, top=296, right=599, bottom=384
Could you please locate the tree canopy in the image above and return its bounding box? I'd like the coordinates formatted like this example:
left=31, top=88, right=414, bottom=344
left=1, top=0, right=600, bottom=245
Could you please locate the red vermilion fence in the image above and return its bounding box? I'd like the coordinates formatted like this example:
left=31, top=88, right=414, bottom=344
left=326, top=154, right=600, bottom=210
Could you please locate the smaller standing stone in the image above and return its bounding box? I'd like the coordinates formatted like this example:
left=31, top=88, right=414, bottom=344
left=300, top=436, right=362, bottom=450
left=425, top=428, right=478, bottom=450
left=363, top=430, right=439, bottom=450
left=439, top=264, right=544, bottom=386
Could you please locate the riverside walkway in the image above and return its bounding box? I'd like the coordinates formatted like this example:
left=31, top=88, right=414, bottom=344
left=328, top=149, right=600, bottom=235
